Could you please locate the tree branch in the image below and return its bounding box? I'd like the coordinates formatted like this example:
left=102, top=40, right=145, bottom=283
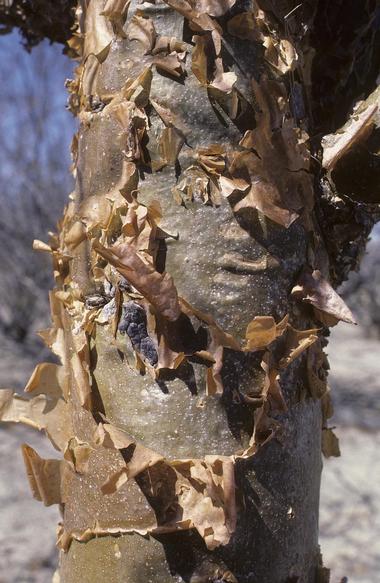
left=0, top=0, right=76, bottom=48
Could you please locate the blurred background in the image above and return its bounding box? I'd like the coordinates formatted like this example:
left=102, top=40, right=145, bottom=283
left=0, top=31, right=379, bottom=583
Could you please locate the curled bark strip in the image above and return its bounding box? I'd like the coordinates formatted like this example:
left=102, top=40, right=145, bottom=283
left=321, top=428, right=340, bottom=458
left=244, top=315, right=288, bottom=351
left=94, top=240, right=181, bottom=321
left=0, top=390, right=72, bottom=452
left=22, top=445, right=68, bottom=507
left=291, top=269, right=356, bottom=326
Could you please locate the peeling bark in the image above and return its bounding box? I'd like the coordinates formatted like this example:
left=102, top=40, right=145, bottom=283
left=1, top=1, right=380, bottom=583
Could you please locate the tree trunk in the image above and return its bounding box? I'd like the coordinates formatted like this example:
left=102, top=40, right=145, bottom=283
left=1, top=1, right=380, bottom=582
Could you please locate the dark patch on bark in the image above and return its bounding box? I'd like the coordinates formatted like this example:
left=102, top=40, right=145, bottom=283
left=156, top=360, right=198, bottom=396
left=315, top=177, right=376, bottom=286
left=154, top=531, right=237, bottom=583
left=221, top=349, right=261, bottom=442
left=119, top=301, right=158, bottom=366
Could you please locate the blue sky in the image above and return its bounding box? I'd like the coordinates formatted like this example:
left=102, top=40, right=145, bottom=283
left=0, top=32, right=76, bottom=204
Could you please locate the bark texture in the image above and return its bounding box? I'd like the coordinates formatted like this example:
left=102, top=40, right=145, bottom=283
left=1, top=1, right=380, bottom=583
